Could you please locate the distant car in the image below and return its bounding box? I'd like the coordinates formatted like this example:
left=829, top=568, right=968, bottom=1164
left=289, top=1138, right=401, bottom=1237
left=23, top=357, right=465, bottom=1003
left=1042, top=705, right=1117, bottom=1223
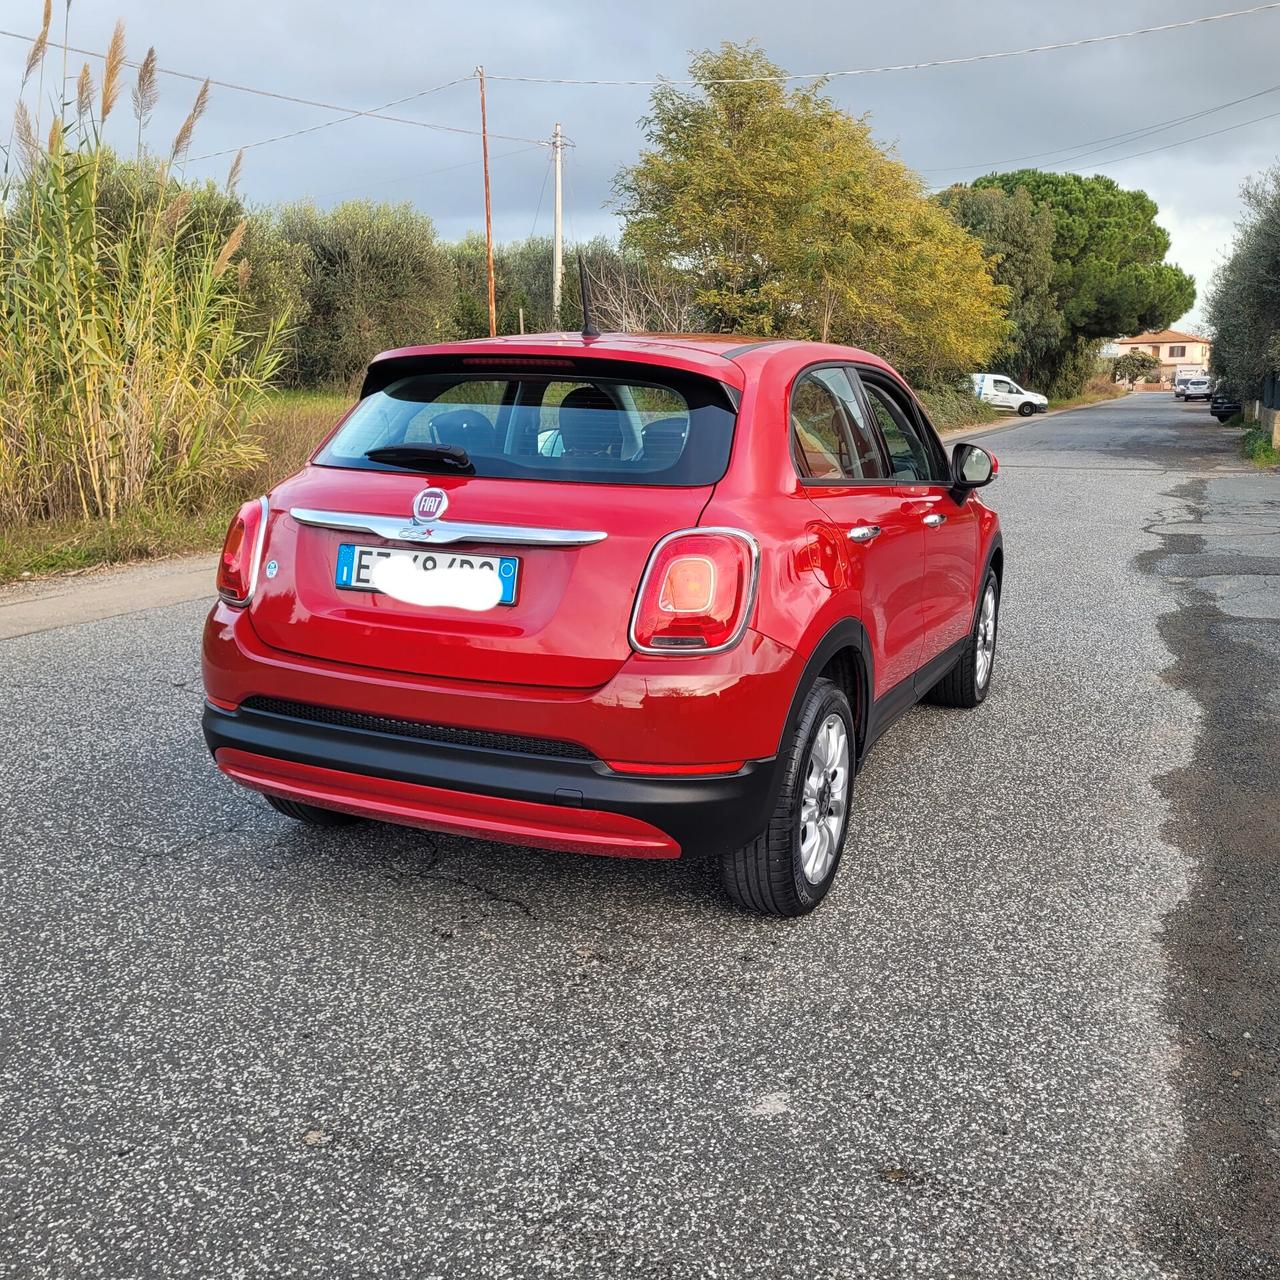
left=1210, top=384, right=1242, bottom=422
left=1173, top=366, right=1207, bottom=399
left=202, top=333, right=1004, bottom=917
left=1182, top=377, right=1212, bottom=402
left=971, top=372, right=1048, bottom=417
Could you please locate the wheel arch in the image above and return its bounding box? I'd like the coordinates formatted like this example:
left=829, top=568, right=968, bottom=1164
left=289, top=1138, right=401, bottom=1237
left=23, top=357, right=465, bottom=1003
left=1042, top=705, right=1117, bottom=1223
left=776, top=618, right=873, bottom=766
left=976, top=532, right=1004, bottom=628
left=989, top=538, right=1004, bottom=589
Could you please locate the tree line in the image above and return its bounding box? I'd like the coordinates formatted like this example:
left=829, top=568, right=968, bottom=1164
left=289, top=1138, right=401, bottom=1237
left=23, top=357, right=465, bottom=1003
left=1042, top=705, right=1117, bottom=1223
left=126, top=42, right=1195, bottom=400
left=1206, top=167, right=1280, bottom=401
left=2, top=18, right=1199, bottom=527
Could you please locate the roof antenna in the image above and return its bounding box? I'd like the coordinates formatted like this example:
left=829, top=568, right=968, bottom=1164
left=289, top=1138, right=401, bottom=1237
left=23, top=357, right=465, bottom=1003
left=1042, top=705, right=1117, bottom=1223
left=577, top=251, right=600, bottom=338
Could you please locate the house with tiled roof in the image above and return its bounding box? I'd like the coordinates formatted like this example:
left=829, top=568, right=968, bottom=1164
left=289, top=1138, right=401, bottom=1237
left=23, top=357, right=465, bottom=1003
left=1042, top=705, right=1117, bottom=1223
left=1113, top=329, right=1211, bottom=384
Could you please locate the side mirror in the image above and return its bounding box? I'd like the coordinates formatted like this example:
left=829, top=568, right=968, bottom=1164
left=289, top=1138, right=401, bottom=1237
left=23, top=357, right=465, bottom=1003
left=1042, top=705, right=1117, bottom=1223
left=950, top=442, right=997, bottom=497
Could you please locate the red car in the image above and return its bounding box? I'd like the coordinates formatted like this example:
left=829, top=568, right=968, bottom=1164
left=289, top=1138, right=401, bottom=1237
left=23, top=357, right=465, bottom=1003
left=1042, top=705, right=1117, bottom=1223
left=202, top=334, right=1002, bottom=916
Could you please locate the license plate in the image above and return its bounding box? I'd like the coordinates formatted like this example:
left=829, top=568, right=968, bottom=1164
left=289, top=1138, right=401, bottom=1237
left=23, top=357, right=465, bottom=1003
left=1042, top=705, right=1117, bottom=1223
left=335, top=543, right=519, bottom=605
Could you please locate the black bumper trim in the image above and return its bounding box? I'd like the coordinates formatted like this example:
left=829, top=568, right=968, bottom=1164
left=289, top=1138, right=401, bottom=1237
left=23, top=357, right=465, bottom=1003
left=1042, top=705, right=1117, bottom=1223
left=202, top=702, right=778, bottom=858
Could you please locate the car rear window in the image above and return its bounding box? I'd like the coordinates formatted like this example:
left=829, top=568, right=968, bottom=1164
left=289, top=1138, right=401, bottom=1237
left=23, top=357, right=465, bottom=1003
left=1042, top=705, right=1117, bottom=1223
left=314, top=364, right=738, bottom=486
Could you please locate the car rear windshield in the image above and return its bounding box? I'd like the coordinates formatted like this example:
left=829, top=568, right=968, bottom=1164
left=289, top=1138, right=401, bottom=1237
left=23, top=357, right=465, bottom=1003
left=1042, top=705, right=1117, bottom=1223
left=314, top=363, right=738, bottom=486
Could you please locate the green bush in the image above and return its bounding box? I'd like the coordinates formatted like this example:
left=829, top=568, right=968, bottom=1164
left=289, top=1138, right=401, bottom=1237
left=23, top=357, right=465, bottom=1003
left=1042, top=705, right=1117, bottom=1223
left=1207, top=167, right=1280, bottom=398
left=917, top=384, right=1000, bottom=432
left=277, top=200, right=456, bottom=388
left=1241, top=422, right=1280, bottom=466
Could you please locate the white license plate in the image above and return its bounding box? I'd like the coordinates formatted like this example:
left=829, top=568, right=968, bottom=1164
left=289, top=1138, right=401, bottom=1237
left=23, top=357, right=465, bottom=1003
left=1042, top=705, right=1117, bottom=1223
left=335, top=543, right=519, bottom=605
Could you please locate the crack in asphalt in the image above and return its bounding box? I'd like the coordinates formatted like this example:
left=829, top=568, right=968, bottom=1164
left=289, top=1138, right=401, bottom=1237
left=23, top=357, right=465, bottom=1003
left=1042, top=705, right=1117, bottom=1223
left=419, top=870, right=538, bottom=920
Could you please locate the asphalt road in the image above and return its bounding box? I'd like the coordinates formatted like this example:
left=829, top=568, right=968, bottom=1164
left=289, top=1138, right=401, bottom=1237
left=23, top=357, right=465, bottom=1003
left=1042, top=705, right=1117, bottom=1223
left=2, top=394, right=1276, bottom=1279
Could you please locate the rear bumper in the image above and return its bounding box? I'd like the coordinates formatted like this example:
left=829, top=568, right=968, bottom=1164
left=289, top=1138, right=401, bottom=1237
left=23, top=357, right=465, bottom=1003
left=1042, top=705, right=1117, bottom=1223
left=202, top=700, right=778, bottom=860
left=203, top=603, right=799, bottom=766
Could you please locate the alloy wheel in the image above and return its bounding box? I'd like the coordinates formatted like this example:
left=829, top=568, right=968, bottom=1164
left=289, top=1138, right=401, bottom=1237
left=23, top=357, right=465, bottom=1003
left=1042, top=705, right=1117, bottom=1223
left=798, top=713, right=849, bottom=884
left=975, top=583, right=997, bottom=688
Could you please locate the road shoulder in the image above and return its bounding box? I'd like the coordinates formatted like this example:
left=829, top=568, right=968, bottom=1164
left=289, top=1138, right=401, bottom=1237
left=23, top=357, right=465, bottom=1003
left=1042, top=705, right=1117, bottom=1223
left=0, top=553, right=216, bottom=641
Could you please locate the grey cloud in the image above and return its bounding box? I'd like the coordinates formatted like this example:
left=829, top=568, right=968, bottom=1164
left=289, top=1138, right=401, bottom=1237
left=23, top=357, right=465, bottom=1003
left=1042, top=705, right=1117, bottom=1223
left=4, top=0, right=1278, bottom=326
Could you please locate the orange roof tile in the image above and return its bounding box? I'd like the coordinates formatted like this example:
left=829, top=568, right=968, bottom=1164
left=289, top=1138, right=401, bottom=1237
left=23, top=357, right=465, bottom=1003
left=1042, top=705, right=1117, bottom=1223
left=1114, top=329, right=1210, bottom=345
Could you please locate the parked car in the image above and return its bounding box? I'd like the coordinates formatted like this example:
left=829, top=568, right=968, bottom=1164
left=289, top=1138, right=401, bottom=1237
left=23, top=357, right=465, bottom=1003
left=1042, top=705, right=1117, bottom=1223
left=1182, top=376, right=1212, bottom=402
left=1210, top=384, right=1242, bottom=422
left=202, top=335, right=1003, bottom=917
left=970, top=372, right=1048, bottom=417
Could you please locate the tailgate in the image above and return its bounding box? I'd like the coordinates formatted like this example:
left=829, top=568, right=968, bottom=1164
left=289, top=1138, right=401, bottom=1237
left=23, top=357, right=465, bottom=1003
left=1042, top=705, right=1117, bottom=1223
left=248, top=468, right=711, bottom=689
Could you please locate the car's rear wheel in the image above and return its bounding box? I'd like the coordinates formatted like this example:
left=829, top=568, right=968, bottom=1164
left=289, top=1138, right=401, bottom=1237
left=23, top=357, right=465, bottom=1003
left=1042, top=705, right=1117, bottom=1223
left=1017, top=400, right=1036, bottom=417
left=720, top=678, right=853, bottom=918
left=927, top=570, right=999, bottom=709
left=265, top=794, right=363, bottom=826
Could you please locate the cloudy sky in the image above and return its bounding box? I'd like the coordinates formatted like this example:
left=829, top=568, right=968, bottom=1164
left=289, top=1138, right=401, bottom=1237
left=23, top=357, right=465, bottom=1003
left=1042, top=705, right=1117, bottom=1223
left=5, top=0, right=1279, bottom=332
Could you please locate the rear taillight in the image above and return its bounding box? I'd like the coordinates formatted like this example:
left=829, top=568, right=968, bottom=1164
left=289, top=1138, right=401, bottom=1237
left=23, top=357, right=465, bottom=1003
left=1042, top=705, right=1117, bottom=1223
left=629, top=528, right=758, bottom=654
left=216, top=496, right=269, bottom=606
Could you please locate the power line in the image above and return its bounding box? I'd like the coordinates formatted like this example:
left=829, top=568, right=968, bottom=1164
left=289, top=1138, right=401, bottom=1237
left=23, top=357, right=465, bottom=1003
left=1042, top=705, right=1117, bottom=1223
left=1, top=28, right=546, bottom=148
left=184, top=76, right=497, bottom=162
left=487, top=2, right=1280, bottom=85
left=184, top=80, right=550, bottom=162
left=923, top=80, right=1280, bottom=174
left=1066, top=102, right=1280, bottom=169
left=529, top=148, right=553, bottom=238
left=310, top=144, right=543, bottom=202
left=0, top=26, right=482, bottom=133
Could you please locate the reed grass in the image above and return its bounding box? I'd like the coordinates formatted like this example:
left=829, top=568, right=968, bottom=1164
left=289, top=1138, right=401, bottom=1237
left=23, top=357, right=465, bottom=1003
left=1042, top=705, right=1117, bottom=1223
left=0, top=9, right=288, bottom=528
left=0, top=388, right=348, bottom=582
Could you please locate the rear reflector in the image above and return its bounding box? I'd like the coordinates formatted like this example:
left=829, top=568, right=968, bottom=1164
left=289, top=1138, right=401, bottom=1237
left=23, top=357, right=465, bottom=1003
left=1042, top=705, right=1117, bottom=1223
left=630, top=528, right=758, bottom=655
left=604, top=759, right=746, bottom=776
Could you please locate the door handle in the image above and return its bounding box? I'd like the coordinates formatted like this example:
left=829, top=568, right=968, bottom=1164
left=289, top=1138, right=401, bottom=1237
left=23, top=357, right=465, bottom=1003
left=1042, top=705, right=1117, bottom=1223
left=847, top=525, right=882, bottom=543
left=923, top=513, right=947, bottom=528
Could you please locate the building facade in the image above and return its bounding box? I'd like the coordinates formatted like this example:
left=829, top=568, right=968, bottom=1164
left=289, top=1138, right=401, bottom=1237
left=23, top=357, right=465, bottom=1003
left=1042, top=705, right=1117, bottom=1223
left=1113, top=329, right=1211, bottom=385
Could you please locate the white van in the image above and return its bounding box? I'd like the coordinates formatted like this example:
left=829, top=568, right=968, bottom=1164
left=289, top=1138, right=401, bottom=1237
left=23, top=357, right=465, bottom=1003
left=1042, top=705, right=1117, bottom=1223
left=971, top=373, right=1048, bottom=418
left=1173, top=366, right=1207, bottom=399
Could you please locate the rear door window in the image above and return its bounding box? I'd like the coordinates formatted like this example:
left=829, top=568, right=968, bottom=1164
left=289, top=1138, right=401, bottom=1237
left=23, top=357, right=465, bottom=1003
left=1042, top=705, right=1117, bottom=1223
left=315, top=365, right=735, bottom=486
left=790, top=367, right=887, bottom=481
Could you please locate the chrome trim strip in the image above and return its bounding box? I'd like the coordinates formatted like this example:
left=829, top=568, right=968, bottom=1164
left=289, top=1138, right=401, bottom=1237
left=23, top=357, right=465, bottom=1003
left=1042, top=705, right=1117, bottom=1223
left=288, top=507, right=607, bottom=548
left=628, top=527, right=760, bottom=657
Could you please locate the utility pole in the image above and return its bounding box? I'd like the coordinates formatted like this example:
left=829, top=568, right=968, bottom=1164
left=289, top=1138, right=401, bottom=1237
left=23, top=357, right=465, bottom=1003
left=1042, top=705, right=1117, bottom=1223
left=551, top=122, right=564, bottom=326
left=477, top=65, right=496, bottom=337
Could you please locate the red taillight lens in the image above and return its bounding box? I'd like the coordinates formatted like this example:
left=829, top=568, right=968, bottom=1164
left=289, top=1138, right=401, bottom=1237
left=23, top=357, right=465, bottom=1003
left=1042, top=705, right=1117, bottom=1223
left=630, top=529, right=758, bottom=654
left=216, top=497, right=268, bottom=605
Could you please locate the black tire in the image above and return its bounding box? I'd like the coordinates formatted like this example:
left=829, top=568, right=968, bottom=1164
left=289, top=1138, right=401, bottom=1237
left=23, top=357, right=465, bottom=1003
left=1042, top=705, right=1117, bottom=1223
left=720, top=678, right=854, bottom=918
left=927, top=570, right=1000, bottom=709
left=1017, top=400, right=1036, bottom=417
left=265, top=794, right=362, bottom=826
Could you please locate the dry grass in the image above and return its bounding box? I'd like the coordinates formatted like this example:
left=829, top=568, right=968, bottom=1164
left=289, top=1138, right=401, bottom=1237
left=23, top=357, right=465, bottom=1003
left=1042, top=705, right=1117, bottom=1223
left=0, top=388, right=348, bottom=584
left=1048, top=373, right=1127, bottom=411
left=241, top=387, right=348, bottom=491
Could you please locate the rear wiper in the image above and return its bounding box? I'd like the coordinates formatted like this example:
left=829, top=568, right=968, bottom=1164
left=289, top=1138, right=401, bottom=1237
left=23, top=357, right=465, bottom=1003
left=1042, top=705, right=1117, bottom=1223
left=364, top=443, right=474, bottom=473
